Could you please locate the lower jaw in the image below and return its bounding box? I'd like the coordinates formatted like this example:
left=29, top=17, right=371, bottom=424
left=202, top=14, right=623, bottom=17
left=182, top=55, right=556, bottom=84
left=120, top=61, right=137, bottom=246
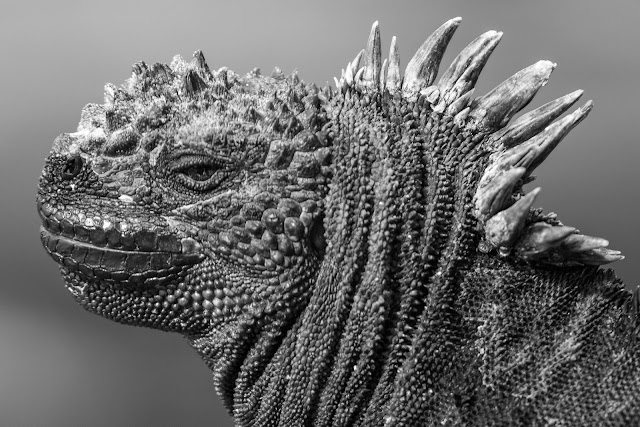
left=57, top=269, right=203, bottom=333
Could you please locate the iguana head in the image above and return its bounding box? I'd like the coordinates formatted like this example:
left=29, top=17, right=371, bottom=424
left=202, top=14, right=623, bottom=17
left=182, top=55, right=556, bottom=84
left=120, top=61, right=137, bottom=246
left=38, top=18, right=636, bottom=424
left=37, top=53, right=332, bottom=334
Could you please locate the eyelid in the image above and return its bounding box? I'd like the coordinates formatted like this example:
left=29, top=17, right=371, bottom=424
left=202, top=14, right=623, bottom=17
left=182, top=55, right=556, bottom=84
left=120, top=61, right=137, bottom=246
left=169, top=155, right=227, bottom=172
left=168, top=153, right=235, bottom=192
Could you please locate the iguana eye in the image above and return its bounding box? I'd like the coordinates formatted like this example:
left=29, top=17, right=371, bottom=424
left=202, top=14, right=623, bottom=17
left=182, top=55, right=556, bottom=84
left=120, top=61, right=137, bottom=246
left=184, top=164, right=218, bottom=181
left=171, top=155, right=231, bottom=192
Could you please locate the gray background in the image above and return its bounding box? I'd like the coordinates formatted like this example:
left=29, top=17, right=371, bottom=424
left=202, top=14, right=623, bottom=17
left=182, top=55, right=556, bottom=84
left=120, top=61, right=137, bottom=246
left=1, top=0, right=638, bottom=425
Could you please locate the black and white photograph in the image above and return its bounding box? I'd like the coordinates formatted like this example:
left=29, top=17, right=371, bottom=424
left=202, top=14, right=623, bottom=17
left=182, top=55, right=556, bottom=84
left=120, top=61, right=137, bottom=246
left=2, top=1, right=639, bottom=425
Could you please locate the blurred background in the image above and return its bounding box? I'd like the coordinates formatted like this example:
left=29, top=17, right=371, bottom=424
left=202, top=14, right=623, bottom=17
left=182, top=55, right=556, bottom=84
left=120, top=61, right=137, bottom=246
left=1, top=0, right=639, bottom=425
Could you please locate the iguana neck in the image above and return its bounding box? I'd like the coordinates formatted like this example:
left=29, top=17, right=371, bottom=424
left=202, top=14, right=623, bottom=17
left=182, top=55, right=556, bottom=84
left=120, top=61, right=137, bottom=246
left=285, top=93, right=490, bottom=426
left=188, top=92, right=494, bottom=425
left=186, top=254, right=320, bottom=418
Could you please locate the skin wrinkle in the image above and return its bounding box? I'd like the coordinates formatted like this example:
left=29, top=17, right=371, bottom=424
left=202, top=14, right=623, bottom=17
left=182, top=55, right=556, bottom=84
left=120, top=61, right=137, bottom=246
left=37, top=18, right=640, bottom=427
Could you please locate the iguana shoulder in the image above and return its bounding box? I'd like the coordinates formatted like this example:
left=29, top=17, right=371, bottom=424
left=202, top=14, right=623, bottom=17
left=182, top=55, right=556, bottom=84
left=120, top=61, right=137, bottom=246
left=37, top=17, right=640, bottom=426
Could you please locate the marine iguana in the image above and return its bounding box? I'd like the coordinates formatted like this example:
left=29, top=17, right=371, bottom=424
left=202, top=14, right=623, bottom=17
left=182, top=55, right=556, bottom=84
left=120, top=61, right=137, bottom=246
left=37, top=17, right=640, bottom=426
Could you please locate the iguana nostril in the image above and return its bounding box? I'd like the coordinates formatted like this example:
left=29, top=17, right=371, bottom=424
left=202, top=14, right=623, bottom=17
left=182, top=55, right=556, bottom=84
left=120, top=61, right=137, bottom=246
left=61, top=155, right=84, bottom=180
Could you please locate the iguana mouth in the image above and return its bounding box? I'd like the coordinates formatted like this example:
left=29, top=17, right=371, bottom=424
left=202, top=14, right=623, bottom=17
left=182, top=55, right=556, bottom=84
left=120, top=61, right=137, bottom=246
left=38, top=205, right=204, bottom=285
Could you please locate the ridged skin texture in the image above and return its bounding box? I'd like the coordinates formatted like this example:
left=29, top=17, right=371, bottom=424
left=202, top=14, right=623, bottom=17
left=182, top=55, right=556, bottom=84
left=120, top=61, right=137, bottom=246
left=37, top=20, right=639, bottom=426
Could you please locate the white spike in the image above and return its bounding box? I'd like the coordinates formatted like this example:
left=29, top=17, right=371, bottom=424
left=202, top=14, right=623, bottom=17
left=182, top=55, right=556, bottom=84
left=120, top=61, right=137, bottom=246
left=402, top=17, right=462, bottom=97
left=468, top=60, right=556, bottom=130
left=474, top=167, right=527, bottom=219
left=362, top=21, right=382, bottom=89
left=345, top=61, right=354, bottom=85
left=485, top=187, right=541, bottom=248
left=446, top=88, right=475, bottom=116
left=379, top=58, right=388, bottom=92
left=386, top=36, right=401, bottom=93
left=352, top=49, right=364, bottom=73
left=568, top=247, right=625, bottom=265
left=355, top=67, right=365, bottom=84
left=515, top=222, right=577, bottom=260
left=438, top=30, right=503, bottom=102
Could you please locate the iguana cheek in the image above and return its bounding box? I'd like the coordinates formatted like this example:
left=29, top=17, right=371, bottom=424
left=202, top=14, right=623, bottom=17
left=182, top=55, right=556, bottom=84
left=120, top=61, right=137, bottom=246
left=208, top=203, right=316, bottom=273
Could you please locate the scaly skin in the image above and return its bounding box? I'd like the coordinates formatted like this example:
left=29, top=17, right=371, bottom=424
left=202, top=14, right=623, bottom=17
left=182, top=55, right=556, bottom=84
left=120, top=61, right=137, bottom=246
left=37, top=18, right=640, bottom=426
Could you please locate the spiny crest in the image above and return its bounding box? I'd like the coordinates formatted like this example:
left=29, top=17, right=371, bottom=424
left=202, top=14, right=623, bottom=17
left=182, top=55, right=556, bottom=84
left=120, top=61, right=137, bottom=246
left=336, top=18, right=621, bottom=268
left=76, top=51, right=332, bottom=159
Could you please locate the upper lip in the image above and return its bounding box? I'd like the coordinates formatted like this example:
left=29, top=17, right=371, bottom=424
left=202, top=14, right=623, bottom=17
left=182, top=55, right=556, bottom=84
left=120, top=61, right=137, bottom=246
left=38, top=200, right=204, bottom=283
left=37, top=200, right=184, bottom=253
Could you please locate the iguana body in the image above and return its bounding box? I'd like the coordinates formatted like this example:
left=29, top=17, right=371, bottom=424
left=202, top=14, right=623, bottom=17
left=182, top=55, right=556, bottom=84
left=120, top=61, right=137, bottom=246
left=37, top=18, right=640, bottom=426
